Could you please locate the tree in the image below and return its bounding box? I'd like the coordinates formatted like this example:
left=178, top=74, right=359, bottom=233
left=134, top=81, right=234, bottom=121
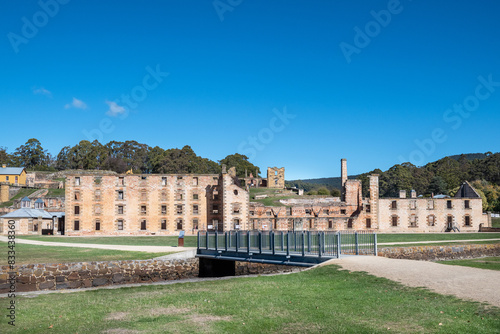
left=219, top=153, right=260, bottom=178
left=330, top=188, right=341, bottom=197
left=317, top=187, right=330, bottom=196
left=0, top=147, right=13, bottom=166
left=13, top=138, right=49, bottom=169
left=428, top=176, right=448, bottom=195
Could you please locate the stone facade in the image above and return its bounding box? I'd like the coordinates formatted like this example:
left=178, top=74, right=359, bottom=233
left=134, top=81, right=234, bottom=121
left=377, top=197, right=483, bottom=233
left=249, top=160, right=489, bottom=233
left=267, top=167, right=285, bottom=189
left=64, top=170, right=249, bottom=235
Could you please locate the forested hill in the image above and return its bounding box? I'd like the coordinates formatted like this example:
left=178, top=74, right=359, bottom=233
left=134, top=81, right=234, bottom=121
left=286, top=153, right=500, bottom=211
left=0, top=139, right=260, bottom=178
left=289, top=154, right=489, bottom=191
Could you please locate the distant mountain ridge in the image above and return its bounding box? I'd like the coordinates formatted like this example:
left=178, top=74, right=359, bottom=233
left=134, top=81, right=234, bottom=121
left=286, top=152, right=499, bottom=197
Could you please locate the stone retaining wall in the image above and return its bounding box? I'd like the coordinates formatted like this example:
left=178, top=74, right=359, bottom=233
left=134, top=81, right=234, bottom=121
left=0, top=259, right=297, bottom=293
left=378, top=243, right=500, bottom=261
left=235, top=261, right=297, bottom=275
left=479, top=226, right=500, bottom=233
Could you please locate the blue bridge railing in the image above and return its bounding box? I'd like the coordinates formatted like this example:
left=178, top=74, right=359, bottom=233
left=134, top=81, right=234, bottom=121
left=197, top=230, right=377, bottom=266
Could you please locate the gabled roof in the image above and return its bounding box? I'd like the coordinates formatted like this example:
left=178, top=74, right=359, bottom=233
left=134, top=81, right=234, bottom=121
left=1, top=208, right=53, bottom=219
left=454, top=181, right=481, bottom=198
left=21, top=197, right=31, bottom=202
left=35, top=198, right=44, bottom=203
left=0, top=167, right=25, bottom=175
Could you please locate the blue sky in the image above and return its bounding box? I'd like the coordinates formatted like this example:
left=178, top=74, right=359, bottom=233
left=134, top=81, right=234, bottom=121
left=1, top=0, right=499, bottom=180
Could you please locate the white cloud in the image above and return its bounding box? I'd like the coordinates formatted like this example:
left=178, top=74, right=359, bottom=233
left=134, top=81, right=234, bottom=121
left=105, top=100, right=126, bottom=116
left=33, top=87, right=52, bottom=97
left=65, top=97, right=87, bottom=110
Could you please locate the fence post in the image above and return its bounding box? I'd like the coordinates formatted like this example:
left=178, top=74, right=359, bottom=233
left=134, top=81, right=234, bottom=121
left=281, top=231, right=285, bottom=251
left=259, top=231, right=262, bottom=254
left=215, top=231, right=218, bottom=251
left=225, top=232, right=228, bottom=252
left=197, top=231, right=200, bottom=249
left=286, top=232, right=290, bottom=257
left=301, top=232, right=305, bottom=257
left=307, top=231, right=311, bottom=253
left=235, top=231, right=239, bottom=253
left=318, top=232, right=322, bottom=258
left=355, top=232, right=359, bottom=255
left=271, top=231, right=275, bottom=255
left=206, top=231, right=209, bottom=250
left=322, top=232, right=326, bottom=254
left=247, top=231, right=251, bottom=254
left=336, top=232, right=341, bottom=258
left=374, top=233, right=378, bottom=256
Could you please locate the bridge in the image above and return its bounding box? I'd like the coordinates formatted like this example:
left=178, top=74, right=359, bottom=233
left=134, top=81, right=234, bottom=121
left=196, top=230, right=377, bottom=276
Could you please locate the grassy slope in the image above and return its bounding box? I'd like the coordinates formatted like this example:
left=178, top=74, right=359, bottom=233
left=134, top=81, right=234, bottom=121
left=437, top=257, right=500, bottom=271
left=1, top=265, right=498, bottom=333
left=0, top=243, right=172, bottom=265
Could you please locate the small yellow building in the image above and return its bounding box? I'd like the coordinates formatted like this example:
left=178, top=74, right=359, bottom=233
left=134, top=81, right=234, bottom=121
left=0, top=165, right=27, bottom=185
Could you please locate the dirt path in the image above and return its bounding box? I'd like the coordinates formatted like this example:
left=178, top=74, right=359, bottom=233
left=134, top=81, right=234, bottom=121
left=326, top=256, right=500, bottom=307
left=0, top=236, right=195, bottom=253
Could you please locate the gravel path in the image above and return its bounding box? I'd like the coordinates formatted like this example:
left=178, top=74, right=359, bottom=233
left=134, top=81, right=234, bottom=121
left=0, top=236, right=194, bottom=253
left=326, top=256, right=500, bottom=307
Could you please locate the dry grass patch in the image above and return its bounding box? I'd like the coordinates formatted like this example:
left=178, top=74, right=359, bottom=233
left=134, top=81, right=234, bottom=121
left=102, top=329, right=142, bottom=334
left=105, top=312, right=130, bottom=321
left=149, top=306, right=192, bottom=316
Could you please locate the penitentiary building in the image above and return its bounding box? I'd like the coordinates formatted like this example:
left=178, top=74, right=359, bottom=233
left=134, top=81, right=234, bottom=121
left=62, top=166, right=248, bottom=236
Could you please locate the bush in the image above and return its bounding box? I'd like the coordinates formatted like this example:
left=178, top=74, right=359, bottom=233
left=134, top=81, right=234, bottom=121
left=317, top=187, right=330, bottom=196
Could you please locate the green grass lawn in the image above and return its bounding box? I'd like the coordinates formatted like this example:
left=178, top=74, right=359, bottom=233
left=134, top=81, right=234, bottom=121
left=0, top=242, right=172, bottom=265
left=16, top=235, right=199, bottom=247
left=1, top=265, right=498, bottom=333
left=437, top=257, right=500, bottom=271
left=492, top=218, right=500, bottom=228
left=0, top=188, right=38, bottom=208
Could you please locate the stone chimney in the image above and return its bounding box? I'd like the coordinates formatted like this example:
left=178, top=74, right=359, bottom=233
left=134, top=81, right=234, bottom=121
left=341, top=159, right=347, bottom=201
left=411, top=189, right=417, bottom=198
left=399, top=190, right=406, bottom=199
